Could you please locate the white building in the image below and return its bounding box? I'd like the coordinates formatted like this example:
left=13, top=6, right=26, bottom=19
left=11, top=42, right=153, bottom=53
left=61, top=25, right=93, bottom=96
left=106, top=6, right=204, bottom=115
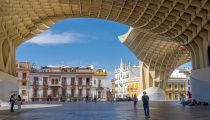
left=28, top=65, right=108, bottom=102
left=91, top=69, right=108, bottom=101
left=114, top=59, right=140, bottom=98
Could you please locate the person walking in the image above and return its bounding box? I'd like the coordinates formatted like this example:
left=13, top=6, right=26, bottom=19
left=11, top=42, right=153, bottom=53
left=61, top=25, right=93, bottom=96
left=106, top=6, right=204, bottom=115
left=142, top=91, right=150, bottom=118
left=9, top=95, right=15, bottom=112
left=133, top=94, right=138, bottom=108
left=187, top=91, right=192, bottom=101
left=17, top=95, right=22, bottom=112
left=94, top=95, right=97, bottom=103
left=86, top=96, right=89, bottom=103
left=49, top=95, right=52, bottom=104
left=110, top=96, right=114, bottom=103
left=180, top=94, right=185, bottom=107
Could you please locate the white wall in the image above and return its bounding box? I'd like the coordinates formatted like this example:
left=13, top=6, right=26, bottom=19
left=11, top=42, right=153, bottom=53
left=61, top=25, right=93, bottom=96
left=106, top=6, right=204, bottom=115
left=0, top=72, right=18, bottom=106
left=191, top=67, right=210, bottom=103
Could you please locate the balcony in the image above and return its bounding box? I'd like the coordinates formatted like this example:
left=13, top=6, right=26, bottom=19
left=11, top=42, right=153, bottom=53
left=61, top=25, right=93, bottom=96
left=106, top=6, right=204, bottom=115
left=62, top=83, right=67, bottom=86
left=49, top=83, right=62, bottom=87
left=18, top=78, right=29, bottom=82
left=32, top=82, right=39, bottom=86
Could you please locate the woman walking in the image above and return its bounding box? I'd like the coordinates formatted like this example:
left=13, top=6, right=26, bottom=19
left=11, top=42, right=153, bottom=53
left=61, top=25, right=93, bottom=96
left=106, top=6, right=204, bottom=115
left=133, top=94, right=138, bottom=108
left=180, top=94, right=185, bottom=107
left=17, top=95, right=22, bottom=112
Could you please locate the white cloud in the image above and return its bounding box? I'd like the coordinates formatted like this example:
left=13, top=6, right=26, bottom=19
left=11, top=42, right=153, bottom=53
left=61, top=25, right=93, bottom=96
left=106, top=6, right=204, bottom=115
left=26, top=30, right=85, bottom=45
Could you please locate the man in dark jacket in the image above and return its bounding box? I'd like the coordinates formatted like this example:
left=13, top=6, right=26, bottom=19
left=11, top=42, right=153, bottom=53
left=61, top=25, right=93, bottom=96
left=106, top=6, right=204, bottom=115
left=142, top=91, right=150, bottom=118
left=9, top=95, right=16, bottom=112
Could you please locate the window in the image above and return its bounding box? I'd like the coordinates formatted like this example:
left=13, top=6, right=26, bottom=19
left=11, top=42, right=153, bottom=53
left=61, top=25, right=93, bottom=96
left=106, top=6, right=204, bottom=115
left=78, top=78, right=82, bottom=85
left=169, top=93, right=172, bottom=100
left=181, top=84, right=184, bottom=90
left=71, top=89, right=74, bottom=97
left=22, top=81, right=26, bottom=86
left=52, top=88, right=58, bottom=97
left=62, top=77, right=67, bottom=86
left=52, top=79, right=55, bottom=84
left=33, top=89, right=38, bottom=97
left=22, top=90, right=27, bottom=96
left=98, top=80, right=101, bottom=87
left=43, top=77, right=48, bottom=85
left=174, top=84, right=178, bottom=90
left=86, top=78, right=90, bottom=85
left=71, top=77, right=75, bottom=85
left=22, top=73, right=27, bottom=80
left=79, top=89, right=82, bottom=97
left=98, top=91, right=101, bottom=98
left=168, top=84, right=172, bottom=90
left=43, top=88, right=47, bottom=97
left=33, top=77, right=39, bottom=84
left=55, top=79, right=58, bottom=84
left=94, top=80, right=96, bottom=85
left=62, top=89, right=66, bottom=97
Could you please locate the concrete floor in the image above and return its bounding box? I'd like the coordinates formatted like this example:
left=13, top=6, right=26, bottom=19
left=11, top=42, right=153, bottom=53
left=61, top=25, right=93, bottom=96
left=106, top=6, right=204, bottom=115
left=0, top=101, right=210, bottom=120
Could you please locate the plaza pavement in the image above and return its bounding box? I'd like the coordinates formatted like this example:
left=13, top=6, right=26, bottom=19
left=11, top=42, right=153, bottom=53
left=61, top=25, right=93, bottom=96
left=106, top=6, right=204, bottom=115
left=0, top=101, right=210, bottom=120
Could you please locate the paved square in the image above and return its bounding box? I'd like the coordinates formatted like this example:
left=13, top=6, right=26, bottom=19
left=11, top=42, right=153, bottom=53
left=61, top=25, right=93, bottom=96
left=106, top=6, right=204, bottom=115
left=0, top=101, right=210, bottom=120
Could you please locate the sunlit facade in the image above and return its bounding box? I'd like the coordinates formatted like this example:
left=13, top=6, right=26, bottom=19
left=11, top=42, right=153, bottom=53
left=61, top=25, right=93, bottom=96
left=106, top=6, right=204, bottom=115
left=126, top=66, right=140, bottom=98
left=165, top=69, right=190, bottom=101
left=114, top=59, right=140, bottom=99
left=29, top=66, right=107, bottom=102
left=126, top=78, right=139, bottom=98
left=114, top=59, right=130, bottom=98
left=16, top=61, right=31, bottom=102
left=92, top=69, right=108, bottom=101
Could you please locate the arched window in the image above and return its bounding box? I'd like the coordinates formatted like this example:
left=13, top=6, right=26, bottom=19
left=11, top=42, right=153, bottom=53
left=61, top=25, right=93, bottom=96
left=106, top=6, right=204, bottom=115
left=56, top=79, right=58, bottom=84
left=52, top=79, right=54, bottom=84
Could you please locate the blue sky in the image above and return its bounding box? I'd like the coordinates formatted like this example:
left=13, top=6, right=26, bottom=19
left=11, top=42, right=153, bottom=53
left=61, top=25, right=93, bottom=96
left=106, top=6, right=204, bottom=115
left=16, top=18, right=139, bottom=81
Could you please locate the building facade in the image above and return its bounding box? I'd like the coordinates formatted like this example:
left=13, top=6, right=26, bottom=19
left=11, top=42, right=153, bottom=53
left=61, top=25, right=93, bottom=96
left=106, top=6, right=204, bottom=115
left=16, top=61, right=31, bottom=102
left=126, top=66, right=140, bottom=98
left=114, top=59, right=130, bottom=98
left=29, top=66, right=107, bottom=102
left=114, top=59, right=140, bottom=99
left=165, top=69, right=190, bottom=101
left=92, top=69, right=108, bottom=101
left=111, top=79, right=115, bottom=98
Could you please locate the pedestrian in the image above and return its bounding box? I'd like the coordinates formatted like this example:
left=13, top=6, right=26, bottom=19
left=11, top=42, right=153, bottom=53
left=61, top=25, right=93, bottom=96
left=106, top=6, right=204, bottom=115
left=110, top=96, right=114, bottom=103
left=47, top=95, right=50, bottom=104
left=133, top=94, right=138, bottom=108
left=49, top=95, right=52, bottom=104
left=17, top=95, right=22, bottom=112
left=187, top=91, right=192, bottom=101
left=94, top=96, right=97, bottom=103
left=142, top=91, right=150, bottom=118
left=9, top=95, right=15, bottom=112
left=86, top=96, right=89, bottom=103
left=180, top=94, right=185, bottom=107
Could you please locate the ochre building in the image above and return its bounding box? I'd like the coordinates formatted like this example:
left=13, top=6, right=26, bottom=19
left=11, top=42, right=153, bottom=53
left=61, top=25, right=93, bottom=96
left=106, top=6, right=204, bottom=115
left=165, top=69, right=190, bottom=101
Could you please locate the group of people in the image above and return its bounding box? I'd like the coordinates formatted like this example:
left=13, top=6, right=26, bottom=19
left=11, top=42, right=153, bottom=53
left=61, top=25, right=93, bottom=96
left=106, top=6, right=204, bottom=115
left=133, top=91, right=150, bottom=119
left=86, top=96, right=97, bottom=103
left=180, top=91, right=209, bottom=106
left=9, top=94, right=22, bottom=112
left=47, top=95, right=52, bottom=104
left=180, top=91, right=194, bottom=106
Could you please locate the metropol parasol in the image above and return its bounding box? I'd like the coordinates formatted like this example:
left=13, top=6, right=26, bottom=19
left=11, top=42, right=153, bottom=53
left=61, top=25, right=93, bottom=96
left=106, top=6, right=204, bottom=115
left=0, top=0, right=210, bottom=103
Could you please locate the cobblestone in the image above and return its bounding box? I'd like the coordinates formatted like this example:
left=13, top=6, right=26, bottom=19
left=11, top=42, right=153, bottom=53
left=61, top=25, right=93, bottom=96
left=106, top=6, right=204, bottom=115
left=0, top=101, right=210, bottom=120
